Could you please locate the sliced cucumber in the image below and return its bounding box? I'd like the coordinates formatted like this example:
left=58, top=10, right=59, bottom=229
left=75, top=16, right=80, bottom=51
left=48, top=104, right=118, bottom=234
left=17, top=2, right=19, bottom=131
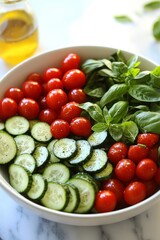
left=68, top=178, right=95, bottom=213
left=93, top=162, right=113, bottom=181
left=14, top=134, right=35, bottom=155
left=14, top=153, right=36, bottom=173
left=31, top=122, right=52, bottom=142
left=33, top=146, right=49, bottom=168
left=41, top=182, right=69, bottom=210
left=88, top=130, right=107, bottom=147
left=5, top=116, right=29, bottom=135
left=43, top=163, right=70, bottom=184
left=47, top=139, right=60, bottom=163
left=83, top=149, right=108, bottom=173
left=27, top=174, right=47, bottom=200
left=63, top=184, right=80, bottom=213
left=0, top=122, right=5, bottom=130
left=9, top=164, right=32, bottom=193
left=69, top=140, right=92, bottom=165
left=0, top=131, right=17, bottom=164
left=53, top=138, right=77, bottom=160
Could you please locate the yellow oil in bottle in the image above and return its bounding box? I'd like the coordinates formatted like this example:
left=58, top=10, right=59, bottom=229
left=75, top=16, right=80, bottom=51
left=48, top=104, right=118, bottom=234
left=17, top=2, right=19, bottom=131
left=0, top=9, right=38, bottom=65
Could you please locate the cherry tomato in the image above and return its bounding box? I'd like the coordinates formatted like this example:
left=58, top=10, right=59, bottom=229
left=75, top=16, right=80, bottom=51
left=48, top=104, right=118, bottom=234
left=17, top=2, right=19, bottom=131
left=47, top=78, right=64, bottom=92
left=108, top=142, right=128, bottom=165
left=50, top=119, right=70, bottom=139
left=94, top=190, right=117, bottom=213
left=18, top=98, right=40, bottom=120
left=62, top=69, right=86, bottom=90
left=148, top=144, right=159, bottom=163
left=68, top=89, right=87, bottom=103
left=46, top=89, right=68, bottom=111
left=115, top=159, right=136, bottom=182
left=127, top=144, right=149, bottom=163
left=26, top=72, right=43, bottom=84
left=137, top=133, right=159, bottom=148
left=136, top=158, right=158, bottom=181
left=154, top=167, right=160, bottom=186
left=0, top=98, right=18, bottom=120
left=22, top=81, right=42, bottom=100
left=61, top=53, right=80, bottom=73
left=5, top=87, right=24, bottom=103
left=59, top=101, right=82, bottom=123
left=70, top=117, right=92, bottom=137
left=101, top=178, right=125, bottom=203
left=39, top=109, right=57, bottom=124
left=143, top=180, right=157, bottom=197
left=39, top=96, right=47, bottom=110
left=124, top=181, right=147, bottom=205
left=43, top=67, right=62, bottom=82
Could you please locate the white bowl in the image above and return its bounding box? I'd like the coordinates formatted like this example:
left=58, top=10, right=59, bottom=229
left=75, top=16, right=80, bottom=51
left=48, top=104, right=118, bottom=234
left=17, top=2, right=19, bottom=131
left=0, top=46, right=159, bottom=226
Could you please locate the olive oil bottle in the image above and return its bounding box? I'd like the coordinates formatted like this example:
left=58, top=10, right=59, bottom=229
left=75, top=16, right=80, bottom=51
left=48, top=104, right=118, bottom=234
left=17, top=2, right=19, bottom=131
left=0, top=0, right=38, bottom=65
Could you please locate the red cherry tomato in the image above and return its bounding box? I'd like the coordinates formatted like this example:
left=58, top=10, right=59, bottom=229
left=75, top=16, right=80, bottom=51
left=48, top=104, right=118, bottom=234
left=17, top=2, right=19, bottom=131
left=18, top=98, right=40, bottom=120
left=22, top=81, right=42, bottom=100
left=115, top=159, right=136, bottom=182
left=127, top=144, right=149, bottom=163
left=108, top=142, right=128, bottom=165
left=70, top=117, right=92, bottom=137
left=0, top=98, right=18, bottom=120
left=62, top=69, right=86, bottom=90
left=46, top=89, right=68, bottom=111
left=39, top=96, right=47, bottom=110
left=101, top=178, right=125, bottom=203
left=26, top=72, right=43, bottom=84
left=94, top=190, right=117, bottom=213
left=61, top=53, right=80, bottom=73
left=143, top=180, right=157, bottom=197
left=5, top=87, right=24, bottom=103
left=68, top=89, right=87, bottom=103
left=59, top=101, right=82, bottom=123
left=154, top=167, right=160, bottom=186
left=124, top=181, right=147, bottom=205
left=137, top=133, right=159, bottom=148
left=39, top=109, right=57, bottom=124
left=136, top=158, right=158, bottom=181
left=47, top=78, right=63, bottom=92
left=43, top=68, right=62, bottom=82
left=148, top=144, right=159, bottom=163
left=50, top=119, right=70, bottom=139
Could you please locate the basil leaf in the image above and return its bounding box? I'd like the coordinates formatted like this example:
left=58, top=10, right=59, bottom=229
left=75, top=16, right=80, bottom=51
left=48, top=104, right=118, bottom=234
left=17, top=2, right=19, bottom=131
left=108, top=101, right=129, bottom=123
left=127, top=55, right=139, bottom=69
left=86, top=87, right=106, bottom=98
left=153, top=17, right=160, bottom=40
left=79, top=102, right=104, bottom=122
left=128, top=84, right=160, bottom=102
left=81, top=59, right=105, bottom=74
left=100, top=83, right=128, bottom=107
left=135, top=111, right=160, bottom=133
left=92, top=123, right=108, bottom=132
left=103, top=106, right=112, bottom=124
left=109, top=124, right=123, bottom=141
left=98, top=69, right=115, bottom=78
left=114, top=15, right=133, bottom=23
left=112, top=62, right=128, bottom=77
left=151, top=66, right=160, bottom=88
left=144, top=1, right=160, bottom=10
left=101, top=59, right=112, bottom=69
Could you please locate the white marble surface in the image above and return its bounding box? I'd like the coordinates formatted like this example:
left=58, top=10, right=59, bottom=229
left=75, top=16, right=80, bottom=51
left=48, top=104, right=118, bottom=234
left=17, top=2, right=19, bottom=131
left=0, top=0, right=160, bottom=239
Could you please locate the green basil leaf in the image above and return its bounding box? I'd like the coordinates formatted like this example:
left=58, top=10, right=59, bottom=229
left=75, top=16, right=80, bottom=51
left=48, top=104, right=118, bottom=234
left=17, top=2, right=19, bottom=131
left=112, top=62, right=128, bottom=77
left=100, top=83, right=128, bottom=107
left=92, top=123, right=108, bottom=132
left=79, top=102, right=104, bottom=122
left=128, top=84, right=160, bottom=102
left=144, top=1, right=160, bottom=10
left=98, top=69, right=115, bottom=78
left=150, top=102, right=160, bottom=112
left=151, top=66, right=160, bottom=88
left=135, top=111, right=160, bottom=133
left=86, top=87, right=106, bottom=98
left=81, top=59, right=105, bottom=74
left=109, top=124, right=123, bottom=142
left=101, top=59, right=112, bottom=69
left=127, top=55, right=139, bottom=69
left=108, top=101, right=129, bottom=123
left=103, top=106, right=112, bottom=124
left=114, top=15, right=133, bottom=23
left=153, top=18, right=160, bottom=40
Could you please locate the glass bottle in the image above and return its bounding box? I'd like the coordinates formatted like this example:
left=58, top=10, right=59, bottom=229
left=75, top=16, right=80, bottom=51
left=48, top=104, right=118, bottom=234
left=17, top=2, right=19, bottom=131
left=0, top=0, right=39, bottom=65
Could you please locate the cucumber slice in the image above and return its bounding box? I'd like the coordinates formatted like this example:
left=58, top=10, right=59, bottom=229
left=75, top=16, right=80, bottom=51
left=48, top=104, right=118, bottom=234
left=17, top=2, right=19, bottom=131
left=14, top=153, right=36, bottom=173
left=0, top=131, right=17, bottom=164
left=43, top=163, right=70, bottom=183
left=0, top=122, right=5, bottom=130
left=41, top=182, right=69, bottom=210
left=27, top=174, right=47, bottom=200
left=64, top=184, right=80, bottom=213
left=47, top=139, right=60, bottom=163
left=88, top=130, right=107, bottom=147
left=31, top=122, right=52, bottom=142
left=93, top=162, right=113, bottom=181
left=9, top=164, right=32, bottom=193
left=69, top=140, right=92, bottom=165
left=33, top=146, right=49, bottom=168
left=83, top=149, right=108, bottom=173
left=53, top=138, right=77, bottom=160
left=68, top=178, right=95, bottom=213
left=5, top=116, right=29, bottom=135
left=14, top=134, right=35, bottom=155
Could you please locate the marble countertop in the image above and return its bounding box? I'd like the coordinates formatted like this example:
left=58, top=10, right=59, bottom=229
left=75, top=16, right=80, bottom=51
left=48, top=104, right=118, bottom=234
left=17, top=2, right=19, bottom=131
left=0, top=0, right=160, bottom=239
